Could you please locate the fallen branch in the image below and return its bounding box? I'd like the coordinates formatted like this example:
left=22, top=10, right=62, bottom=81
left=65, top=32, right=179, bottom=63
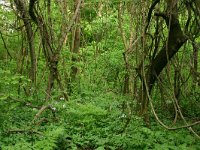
left=35, top=117, right=49, bottom=126
left=32, top=104, right=56, bottom=124
left=6, top=129, right=43, bottom=135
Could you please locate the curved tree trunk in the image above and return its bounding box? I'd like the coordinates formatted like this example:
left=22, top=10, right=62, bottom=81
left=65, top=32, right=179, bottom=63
left=140, top=1, right=188, bottom=123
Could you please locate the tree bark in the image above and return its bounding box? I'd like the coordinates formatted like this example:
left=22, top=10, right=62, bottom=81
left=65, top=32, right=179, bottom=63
left=14, top=0, right=37, bottom=84
left=140, top=1, right=188, bottom=120
left=70, top=0, right=81, bottom=82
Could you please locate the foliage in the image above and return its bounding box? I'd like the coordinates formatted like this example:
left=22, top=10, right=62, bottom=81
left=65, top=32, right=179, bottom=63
left=0, top=0, right=200, bottom=150
left=0, top=92, right=200, bottom=149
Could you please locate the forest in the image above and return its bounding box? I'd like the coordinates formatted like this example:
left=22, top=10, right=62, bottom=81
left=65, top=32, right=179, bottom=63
left=0, top=0, right=200, bottom=149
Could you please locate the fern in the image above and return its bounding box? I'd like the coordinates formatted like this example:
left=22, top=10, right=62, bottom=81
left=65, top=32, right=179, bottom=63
left=1, top=140, right=32, bottom=150
left=33, top=127, right=64, bottom=150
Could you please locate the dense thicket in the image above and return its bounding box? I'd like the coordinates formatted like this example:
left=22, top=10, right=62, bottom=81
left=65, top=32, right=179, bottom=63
left=0, top=0, right=199, bottom=149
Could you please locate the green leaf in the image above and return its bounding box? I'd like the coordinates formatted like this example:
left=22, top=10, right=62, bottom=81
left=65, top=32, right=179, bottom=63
left=0, top=94, right=9, bottom=101
left=96, top=146, right=105, bottom=150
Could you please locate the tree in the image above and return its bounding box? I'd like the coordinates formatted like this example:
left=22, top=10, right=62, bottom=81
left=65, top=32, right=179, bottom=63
left=139, top=0, right=200, bottom=124
left=14, top=0, right=36, bottom=85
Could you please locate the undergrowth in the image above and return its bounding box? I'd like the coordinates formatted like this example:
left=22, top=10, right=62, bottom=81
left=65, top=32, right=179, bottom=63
left=0, top=91, right=199, bottom=150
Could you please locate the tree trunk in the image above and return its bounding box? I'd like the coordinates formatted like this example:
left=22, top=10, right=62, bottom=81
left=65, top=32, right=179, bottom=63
left=140, top=1, right=188, bottom=121
left=14, top=0, right=37, bottom=84
left=192, top=42, right=198, bottom=85
left=70, top=0, right=81, bottom=81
